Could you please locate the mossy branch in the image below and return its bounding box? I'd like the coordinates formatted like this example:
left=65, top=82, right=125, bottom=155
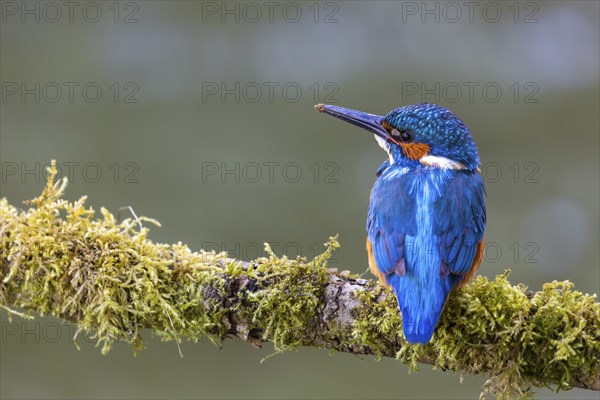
left=1, top=162, right=598, bottom=399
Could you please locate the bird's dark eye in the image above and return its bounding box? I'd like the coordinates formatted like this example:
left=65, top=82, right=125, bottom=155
left=392, top=128, right=413, bottom=143
left=382, top=121, right=414, bottom=143
left=382, top=120, right=413, bottom=143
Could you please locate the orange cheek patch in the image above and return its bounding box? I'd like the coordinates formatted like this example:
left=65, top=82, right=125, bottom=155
left=400, top=142, right=431, bottom=160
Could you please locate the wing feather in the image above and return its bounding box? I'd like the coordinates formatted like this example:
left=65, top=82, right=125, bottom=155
left=366, top=169, right=416, bottom=280
left=435, top=172, right=486, bottom=276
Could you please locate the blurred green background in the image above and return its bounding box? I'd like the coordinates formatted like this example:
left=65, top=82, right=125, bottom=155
left=1, top=1, right=598, bottom=399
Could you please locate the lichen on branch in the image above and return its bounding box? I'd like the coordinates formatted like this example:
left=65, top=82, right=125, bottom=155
left=1, top=161, right=598, bottom=399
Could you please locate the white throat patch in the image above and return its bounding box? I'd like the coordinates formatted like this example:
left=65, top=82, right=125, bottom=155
left=374, top=135, right=395, bottom=164
left=420, top=155, right=465, bottom=170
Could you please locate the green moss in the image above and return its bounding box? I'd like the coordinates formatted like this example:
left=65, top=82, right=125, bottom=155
left=0, top=162, right=233, bottom=353
left=1, top=161, right=598, bottom=399
left=0, top=161, right=338, bottom=356
left=245, top=239, right=336, bottom=353
left=351, top=282, right=403, bottom=356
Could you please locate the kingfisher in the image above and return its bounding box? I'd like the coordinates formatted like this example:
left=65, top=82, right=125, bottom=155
left=315, top=103, right=486, bottom=344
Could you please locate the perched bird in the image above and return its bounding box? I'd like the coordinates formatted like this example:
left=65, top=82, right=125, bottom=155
left=315, top=103, right=486, bottom=344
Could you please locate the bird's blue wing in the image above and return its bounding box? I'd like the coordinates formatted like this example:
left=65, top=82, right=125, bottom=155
left=367, top=170, right=417, bottom=278
left=434, top=171, right=486, bottom=275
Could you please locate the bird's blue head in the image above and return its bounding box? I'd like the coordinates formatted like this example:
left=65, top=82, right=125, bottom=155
left=315, top=103, right=479, bottom=170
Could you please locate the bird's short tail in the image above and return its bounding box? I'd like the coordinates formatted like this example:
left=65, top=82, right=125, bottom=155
left=398, top=304, right=437, bottom=344
left=388, top=274, right=457, bottom=344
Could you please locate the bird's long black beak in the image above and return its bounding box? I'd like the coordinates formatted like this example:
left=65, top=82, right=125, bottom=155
left=314, top=104, right=390, bottom=140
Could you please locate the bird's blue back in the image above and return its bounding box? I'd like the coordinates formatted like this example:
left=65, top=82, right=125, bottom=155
left=367, top=161, right=486, bottom=343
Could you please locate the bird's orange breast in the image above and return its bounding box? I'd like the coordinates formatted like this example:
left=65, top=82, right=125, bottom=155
left=366, top=237, right=390, bottom=288
left=459, top=240, right=485, bottom=286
